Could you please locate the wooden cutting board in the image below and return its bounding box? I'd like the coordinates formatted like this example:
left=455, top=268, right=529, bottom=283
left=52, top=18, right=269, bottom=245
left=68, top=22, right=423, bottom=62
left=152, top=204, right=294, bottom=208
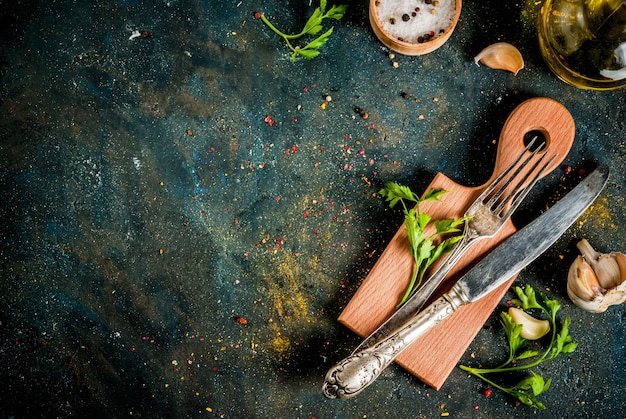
left=338, top=97, right=575, bottom=390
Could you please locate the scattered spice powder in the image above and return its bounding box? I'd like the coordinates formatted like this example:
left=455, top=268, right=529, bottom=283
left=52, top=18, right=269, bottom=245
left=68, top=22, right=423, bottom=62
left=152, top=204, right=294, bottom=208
left=575, top=195, right=615, bottom=230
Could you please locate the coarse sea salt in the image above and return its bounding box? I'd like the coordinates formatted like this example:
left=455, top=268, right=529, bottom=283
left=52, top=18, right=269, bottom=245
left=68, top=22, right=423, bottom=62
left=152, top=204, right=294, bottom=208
left=374, top=0, right=456, bottom=44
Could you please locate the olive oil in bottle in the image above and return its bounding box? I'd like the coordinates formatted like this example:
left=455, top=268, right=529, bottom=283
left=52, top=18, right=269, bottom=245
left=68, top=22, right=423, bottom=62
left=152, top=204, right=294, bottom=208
left=538, top=0, right=626, bottom=90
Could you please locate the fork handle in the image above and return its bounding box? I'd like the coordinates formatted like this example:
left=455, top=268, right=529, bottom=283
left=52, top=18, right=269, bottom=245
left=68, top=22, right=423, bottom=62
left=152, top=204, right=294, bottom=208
left=322, top=283, right=469, bottom=399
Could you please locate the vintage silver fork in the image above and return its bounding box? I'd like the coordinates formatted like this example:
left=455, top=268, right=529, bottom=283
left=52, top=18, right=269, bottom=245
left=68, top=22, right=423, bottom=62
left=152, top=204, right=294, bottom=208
left=353, top=137, right=557, bottom=353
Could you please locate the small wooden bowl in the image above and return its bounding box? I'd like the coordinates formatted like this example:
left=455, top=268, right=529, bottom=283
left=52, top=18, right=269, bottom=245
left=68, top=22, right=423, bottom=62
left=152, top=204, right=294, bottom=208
left=369, top=0, right=462, bottom=56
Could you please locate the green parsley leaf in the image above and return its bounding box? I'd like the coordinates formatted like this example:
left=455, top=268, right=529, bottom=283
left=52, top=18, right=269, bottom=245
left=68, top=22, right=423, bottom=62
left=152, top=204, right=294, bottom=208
left=303, top=27, right=334, bottom=51
left=326, top=4, right=349, bottom=19
left=294, top=49, right=321, bottom=60
left=422, top=188, right=448, bottom=202
left=301, top=9, right=324, bottom=36
left=516, top=349, right=541, bottom=359
left=501, top=311, right=526, bottom=357
left=513, top=371, right=549, bottom=396
left=380, top=182, right=420, bottom=206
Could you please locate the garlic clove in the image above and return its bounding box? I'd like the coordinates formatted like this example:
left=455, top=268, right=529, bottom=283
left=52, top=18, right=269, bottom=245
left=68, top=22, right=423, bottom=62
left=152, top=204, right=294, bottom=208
left=594, top=254, right=621, bottom=288
left=613, top=252, right=626, bottom=284
left=576, top=239, right=622, bottom=289
left=567, top=256, right=604, bottom=302
left=474, top=42, right=524, bottom=75
left=508, top=307, right=550, bottom=340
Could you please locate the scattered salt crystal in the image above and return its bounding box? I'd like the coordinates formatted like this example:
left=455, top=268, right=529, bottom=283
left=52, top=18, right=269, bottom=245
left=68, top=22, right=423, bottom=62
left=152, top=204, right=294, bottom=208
left=374, top=0, right=456, bottom=44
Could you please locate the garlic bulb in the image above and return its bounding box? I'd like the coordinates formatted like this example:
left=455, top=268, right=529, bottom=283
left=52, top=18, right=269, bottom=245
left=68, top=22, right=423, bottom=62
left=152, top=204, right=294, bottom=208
left=567, top=239, right=626, bottom=313
left=474, top=42, right=524, bottom=75
left=508, top=307, right=550, bottom=340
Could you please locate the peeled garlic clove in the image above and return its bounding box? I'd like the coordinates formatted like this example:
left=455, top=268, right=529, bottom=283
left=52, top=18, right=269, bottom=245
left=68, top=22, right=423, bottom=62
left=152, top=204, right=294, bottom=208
left=567, top=239, right=626, bottom=313
left=508, top=307, right=550, bottom=340
left=474, top=42, right=524, bottom=75
left=567, top=256, right=604, bottom=302
left=576, top=239, right=622, bottom=289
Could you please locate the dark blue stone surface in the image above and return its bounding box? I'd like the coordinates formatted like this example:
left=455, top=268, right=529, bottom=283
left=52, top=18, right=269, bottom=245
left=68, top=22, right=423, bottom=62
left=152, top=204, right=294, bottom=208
left=1, top=0, right=625, bottom=417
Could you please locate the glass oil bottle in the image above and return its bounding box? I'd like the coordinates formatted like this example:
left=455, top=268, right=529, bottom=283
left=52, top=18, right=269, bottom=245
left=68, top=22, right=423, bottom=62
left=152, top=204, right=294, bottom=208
left=538, top=0, right=626, bottom=90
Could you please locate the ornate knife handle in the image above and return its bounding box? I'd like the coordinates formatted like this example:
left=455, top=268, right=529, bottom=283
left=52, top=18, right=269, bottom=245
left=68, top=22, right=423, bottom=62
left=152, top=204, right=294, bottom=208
left=322, top=283, right=470, bottom=399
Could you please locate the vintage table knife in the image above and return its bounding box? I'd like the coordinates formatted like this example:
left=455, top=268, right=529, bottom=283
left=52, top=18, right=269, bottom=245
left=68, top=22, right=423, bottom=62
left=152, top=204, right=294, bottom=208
left=323, top=165, right=609, bottom=399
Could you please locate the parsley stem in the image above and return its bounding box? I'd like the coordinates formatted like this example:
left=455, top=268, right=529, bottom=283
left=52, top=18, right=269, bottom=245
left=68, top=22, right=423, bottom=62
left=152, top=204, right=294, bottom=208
left=398, top=262, right=420, bottom=307
left=462, top=370, right=505, bottom=392
left=460, top=354, right=546, bottom=374
left=259, top=14, right=302, bottom=57
left=260, top=15, right=302, bottom=40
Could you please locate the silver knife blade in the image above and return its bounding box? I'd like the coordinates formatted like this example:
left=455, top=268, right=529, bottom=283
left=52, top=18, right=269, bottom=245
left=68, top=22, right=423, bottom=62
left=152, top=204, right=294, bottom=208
left=353, top=164, right=609, bottom=354
left=323, top=165, right=609, bottom=399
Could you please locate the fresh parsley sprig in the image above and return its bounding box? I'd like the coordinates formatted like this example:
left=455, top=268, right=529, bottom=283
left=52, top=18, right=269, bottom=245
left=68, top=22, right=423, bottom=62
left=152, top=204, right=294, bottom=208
left=459, top=285, right=578, bottom=410
left=379, top=182, right=469, bottom=307
left=260, top=0, right=348, bottom=61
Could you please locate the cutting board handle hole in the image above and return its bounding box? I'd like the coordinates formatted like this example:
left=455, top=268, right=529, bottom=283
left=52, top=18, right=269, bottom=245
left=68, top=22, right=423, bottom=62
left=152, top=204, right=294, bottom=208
left=523, top=130, right=548, bottom=152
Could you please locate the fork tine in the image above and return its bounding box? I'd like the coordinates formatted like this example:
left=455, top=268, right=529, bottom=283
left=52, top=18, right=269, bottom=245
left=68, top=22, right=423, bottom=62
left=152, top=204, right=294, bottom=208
left=499, top=153, right=557, bottom=220
left=477, top=137, right=541, bottom=203
left=486, top=138, right=545, bottom=209
left=491, top=146, right=548, bottom=214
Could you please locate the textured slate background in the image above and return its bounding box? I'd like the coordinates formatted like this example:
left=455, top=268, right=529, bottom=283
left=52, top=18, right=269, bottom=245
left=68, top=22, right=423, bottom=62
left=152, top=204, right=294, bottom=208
left=1, top=0, right=624, bottom=417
